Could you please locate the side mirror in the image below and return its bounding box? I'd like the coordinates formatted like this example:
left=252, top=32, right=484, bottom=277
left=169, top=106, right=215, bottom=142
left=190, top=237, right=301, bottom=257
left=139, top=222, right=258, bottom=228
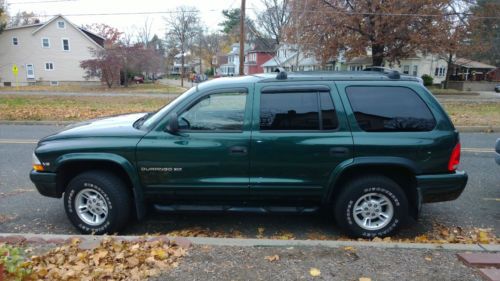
left=165, top=113, right=179, bottom=134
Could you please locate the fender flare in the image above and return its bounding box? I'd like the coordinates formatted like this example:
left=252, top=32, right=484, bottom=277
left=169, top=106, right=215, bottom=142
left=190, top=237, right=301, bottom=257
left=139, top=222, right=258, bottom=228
left=323, top=156, right=420, bottom=204
left=54, top=153, right=146, bottom=219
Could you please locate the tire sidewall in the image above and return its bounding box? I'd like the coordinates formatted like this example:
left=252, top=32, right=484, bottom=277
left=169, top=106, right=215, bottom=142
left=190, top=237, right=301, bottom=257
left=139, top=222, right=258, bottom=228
left=338, top=178, right=408, bottom=238
left=64, top=177, right=116, bottom=234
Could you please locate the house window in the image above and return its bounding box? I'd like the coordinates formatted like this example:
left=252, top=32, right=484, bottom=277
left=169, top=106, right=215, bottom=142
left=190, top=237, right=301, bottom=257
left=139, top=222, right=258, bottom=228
left=403, top=65, right=410, bottom=74
left=412, top=65, right=418, bottom=77
left=62, top=39, right=70, bottom=51
left=45, top=62, right=54, bottom=71
left=12, top=37, right=19, bottom=46
left=57, top=21, right=65, bottom=29
left=42, top=38, right=50, bottom=48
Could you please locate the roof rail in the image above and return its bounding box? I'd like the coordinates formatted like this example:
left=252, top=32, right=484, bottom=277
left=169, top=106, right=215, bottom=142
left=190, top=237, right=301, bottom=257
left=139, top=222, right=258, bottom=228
left=274, top=67, right=287, bottom=80
left=387, top=70, right=400, bottom=79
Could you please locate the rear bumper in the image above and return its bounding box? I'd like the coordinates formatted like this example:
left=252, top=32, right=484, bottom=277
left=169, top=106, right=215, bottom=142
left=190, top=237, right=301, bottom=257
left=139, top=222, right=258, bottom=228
left=416, top=170, right=468, bottom=204
left=29, top=170, right=61, bottom=198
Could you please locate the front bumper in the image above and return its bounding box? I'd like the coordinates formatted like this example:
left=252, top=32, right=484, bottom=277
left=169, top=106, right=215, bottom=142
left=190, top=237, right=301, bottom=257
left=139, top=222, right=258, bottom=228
left=29, top=170, right=61, bottom=198
left=416, top=170, right=468, bottom=204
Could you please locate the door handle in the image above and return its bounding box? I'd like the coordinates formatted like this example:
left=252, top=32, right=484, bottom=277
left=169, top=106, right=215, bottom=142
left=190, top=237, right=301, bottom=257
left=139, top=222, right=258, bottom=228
left=330, top=147, right=349, bottom=156
left=229, top=146, right=248, bottom=155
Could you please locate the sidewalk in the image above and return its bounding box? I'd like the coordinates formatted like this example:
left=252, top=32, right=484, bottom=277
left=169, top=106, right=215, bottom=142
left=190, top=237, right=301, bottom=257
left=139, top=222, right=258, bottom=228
left=1, top=233, right=498, bottom=281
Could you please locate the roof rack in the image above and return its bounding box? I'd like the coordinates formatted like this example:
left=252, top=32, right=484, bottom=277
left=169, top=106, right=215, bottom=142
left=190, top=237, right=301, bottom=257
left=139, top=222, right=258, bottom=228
left=274, top=68, right=287, bottom=80
left=386, top=70, right=400, bottom=79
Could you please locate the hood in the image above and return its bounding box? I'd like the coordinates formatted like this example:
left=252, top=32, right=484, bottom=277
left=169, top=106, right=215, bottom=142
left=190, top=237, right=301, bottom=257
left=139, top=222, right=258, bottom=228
left=40, top=113, right=148, bottom=142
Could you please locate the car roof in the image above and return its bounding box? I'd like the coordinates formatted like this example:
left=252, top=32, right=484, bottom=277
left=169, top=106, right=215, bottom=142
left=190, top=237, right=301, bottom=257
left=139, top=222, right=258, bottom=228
left=200, top=71, right=421, bottom=88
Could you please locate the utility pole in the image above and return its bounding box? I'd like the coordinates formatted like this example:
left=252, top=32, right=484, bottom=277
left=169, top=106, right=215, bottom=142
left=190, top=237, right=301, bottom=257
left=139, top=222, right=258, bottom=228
left=239, top=0, right=246, bottom=76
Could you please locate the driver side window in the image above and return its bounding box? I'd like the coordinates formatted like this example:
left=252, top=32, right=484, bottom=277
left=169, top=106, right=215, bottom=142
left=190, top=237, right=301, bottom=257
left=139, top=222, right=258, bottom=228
left=178, top=91, right=247, bottom=131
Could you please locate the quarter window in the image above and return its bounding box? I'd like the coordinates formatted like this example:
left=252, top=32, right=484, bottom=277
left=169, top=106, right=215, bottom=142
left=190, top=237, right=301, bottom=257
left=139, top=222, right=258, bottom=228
left=178, top=91, right=247, bottom=131
left=260, top=91, right=338, bottom=131
left=346, top=86, right=436, bottom=132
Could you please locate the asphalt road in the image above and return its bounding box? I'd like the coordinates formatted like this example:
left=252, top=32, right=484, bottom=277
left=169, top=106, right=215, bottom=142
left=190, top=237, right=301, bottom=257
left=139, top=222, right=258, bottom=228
left=0, top=124, right=498, bottom=239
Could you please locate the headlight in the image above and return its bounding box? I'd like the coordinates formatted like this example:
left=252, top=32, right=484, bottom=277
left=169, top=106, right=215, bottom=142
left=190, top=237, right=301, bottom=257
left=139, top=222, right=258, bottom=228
left=32, top=153, right=44, bottom=172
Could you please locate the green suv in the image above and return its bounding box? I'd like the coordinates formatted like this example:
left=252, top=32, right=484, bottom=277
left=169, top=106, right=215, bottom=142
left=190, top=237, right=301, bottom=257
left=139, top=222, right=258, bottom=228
left=30, top=71, right=467, bottom=238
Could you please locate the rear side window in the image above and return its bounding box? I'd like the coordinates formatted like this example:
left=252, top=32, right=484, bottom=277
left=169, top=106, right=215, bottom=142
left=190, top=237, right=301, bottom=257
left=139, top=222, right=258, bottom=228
left=260, top=91, right=338, bottom=130
left=346, top=86, right=436, bottom=132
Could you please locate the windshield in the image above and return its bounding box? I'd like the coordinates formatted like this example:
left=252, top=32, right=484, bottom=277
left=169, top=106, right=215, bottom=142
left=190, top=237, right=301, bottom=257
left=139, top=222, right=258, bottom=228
left=140, top=86, right=198, bottom=129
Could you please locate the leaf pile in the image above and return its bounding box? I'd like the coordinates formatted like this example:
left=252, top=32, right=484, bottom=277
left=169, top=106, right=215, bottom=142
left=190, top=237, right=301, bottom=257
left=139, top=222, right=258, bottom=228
left=28, top=237, right=186, bottom=281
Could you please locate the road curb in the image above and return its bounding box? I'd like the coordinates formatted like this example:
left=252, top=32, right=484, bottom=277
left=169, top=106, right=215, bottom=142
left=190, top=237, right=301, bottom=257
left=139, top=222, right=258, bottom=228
left=0, top=233, right=498, bottom=252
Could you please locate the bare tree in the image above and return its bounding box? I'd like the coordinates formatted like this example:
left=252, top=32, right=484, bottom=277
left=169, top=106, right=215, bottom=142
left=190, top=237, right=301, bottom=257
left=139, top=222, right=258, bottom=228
left=8, top=11, right=40, bottom=27
left=0, top=0, right=7, bottom=33
left=164, top=6, right=200, bottom=87
left=137, top=17, right=153, bottom=48
left=256, top=0, right=291, bottom=45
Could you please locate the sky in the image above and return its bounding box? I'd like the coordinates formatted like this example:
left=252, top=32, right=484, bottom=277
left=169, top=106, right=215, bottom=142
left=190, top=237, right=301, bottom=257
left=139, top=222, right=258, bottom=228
left=4, top=0, right=263, bottom=37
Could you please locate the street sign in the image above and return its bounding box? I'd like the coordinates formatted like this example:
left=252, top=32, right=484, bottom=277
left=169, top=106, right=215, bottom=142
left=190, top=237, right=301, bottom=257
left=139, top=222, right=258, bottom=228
left=12, top=64, right=19, bottom=76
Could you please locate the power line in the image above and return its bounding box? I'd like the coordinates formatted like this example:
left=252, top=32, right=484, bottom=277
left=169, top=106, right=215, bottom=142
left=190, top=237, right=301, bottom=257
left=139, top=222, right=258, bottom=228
left=7, top=0, right=76, bottom=4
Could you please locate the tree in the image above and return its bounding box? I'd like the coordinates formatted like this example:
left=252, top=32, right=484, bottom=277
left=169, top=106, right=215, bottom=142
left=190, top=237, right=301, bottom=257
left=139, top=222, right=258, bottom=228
left=137, top=18, right=153, bottom=48
left=80, top=48, right=121, bottom=88
left=84, top=23, right=122, bottom=47
left=201, top=32, right=223, bottom=75
left=292, top=0, right=455, bottom=66
left=219, top=8, right=257, bottom=41
left=468, top=0, right=500, bottom=66
left=8, top=11, right=40, bottom=27
left=255, top=0, right=291, bottom=45
left=164, top=6, right=200, bottom=87
left=0, top=1, right=6, bottom=34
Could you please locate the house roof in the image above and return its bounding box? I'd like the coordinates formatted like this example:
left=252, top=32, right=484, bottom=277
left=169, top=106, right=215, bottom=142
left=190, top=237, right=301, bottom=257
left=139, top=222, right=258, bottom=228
left=31, top=15, right=104, bottom=48
left=249, top=38, right=276, bottom=53
left=454, top=58, right=496, bottom=69
left=346, top=56, right=372, bottom=65
left=5, top=23, right=44, bottom=30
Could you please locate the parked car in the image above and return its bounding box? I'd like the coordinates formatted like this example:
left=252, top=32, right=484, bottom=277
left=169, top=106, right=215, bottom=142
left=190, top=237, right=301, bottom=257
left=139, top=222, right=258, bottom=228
left=30, top=71, right=467, bottom=238
left=133, top=76, right=144, bottom=84
left=496, top=139, right=500, bottom=165
left=495, top=85, right=500, bottom=93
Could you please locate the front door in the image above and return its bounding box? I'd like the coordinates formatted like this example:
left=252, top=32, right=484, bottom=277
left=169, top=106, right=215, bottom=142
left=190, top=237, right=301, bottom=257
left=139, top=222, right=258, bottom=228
left=249, top=83, right=353, bottom=204
left=136, top=88, right=252, bottom=202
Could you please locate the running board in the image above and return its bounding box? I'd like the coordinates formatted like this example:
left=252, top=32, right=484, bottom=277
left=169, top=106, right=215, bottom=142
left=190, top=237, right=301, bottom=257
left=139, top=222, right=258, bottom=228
left=153, top=204, right=319, bottom=214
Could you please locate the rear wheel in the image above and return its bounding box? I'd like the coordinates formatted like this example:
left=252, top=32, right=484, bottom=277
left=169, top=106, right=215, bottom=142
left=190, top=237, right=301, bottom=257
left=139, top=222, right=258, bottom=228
left=334, top=175, right=408, bottom=238
left=64, top=170, right=131, bottom=234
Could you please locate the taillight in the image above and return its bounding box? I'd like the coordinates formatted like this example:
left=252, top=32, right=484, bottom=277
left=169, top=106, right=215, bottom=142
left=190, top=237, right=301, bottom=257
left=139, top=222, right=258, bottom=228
left=448, top=142, right=461, bottom=171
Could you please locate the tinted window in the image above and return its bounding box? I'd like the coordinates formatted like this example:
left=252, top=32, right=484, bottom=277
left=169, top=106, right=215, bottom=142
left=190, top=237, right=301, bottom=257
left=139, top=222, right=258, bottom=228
left=260, top=92, right=319, bottom=130
left=320, top=92, right=338, bottom=130
left=179, top=91, right=247, bottom=131
left=346, top=86, right=436, bottom=132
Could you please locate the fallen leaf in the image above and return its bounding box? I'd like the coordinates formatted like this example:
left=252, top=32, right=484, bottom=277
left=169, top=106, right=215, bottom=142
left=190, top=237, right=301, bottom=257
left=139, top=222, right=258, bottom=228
left=425, top=256, right=432, bottom=261
left=309, top=267, right=321, bottom=277
left=343, top=246, right=356, bottom=252
left=359, top=278, right=372, bottom=281
left=264, top=254, right=280, bottom=262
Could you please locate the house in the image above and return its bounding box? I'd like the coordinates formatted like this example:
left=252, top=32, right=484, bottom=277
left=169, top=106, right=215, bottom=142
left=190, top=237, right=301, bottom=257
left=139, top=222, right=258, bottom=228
left=0, top=15, right=104, bottom=86
left=449, top=58, right=496, bottom=81
left=219, top=43, right=249, bottom=76
left=261, top=44, right=343, bottom=73
left=212, top=54, right=228, bottom=76
left=170, top=52, right=201, bottom=76
left=243, top=38, right=275, bottom=75
left=487, top=68, right=500, bottom=82
left=346, top=54, right=449, bottom=84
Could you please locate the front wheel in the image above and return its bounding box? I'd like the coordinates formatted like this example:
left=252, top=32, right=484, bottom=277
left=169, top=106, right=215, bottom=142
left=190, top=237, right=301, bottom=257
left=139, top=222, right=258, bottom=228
left=64, top=170, right=131, bottom=234
left=334, top=175, right=408, bottom=238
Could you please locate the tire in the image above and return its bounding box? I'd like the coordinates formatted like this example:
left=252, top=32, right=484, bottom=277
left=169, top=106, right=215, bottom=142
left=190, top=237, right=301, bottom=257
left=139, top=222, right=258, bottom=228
left=64, top=170, right=131, bottom=234
left=334, top=175, right=408, bottom=238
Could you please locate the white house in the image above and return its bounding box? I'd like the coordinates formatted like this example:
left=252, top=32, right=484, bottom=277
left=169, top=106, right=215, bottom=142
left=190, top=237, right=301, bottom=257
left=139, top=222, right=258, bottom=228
left=219, top=43, right=249, bottom=76
left=0, top=15, right=104, bottom=86
left=346, top=54, right=450, bottom=84
left=262, top=44, right=344, bottom=73
left=170, top=52, right=201, bottom=76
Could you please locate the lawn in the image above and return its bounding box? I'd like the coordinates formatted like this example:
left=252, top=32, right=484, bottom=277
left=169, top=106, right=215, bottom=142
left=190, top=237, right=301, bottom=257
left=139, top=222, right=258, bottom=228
left=0, top=95, right=499, bottom=127
left=427, top=87, right=480, bottom=96
left=0, top=83, right=185, bottom=94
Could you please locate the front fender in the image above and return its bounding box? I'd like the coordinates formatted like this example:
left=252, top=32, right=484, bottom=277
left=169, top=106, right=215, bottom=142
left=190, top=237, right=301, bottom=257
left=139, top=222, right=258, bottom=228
left=55, top=153, right=146, bottom=219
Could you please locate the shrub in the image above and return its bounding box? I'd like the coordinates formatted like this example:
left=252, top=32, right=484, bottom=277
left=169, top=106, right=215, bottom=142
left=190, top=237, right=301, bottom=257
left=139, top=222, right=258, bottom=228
left=421, top=74, right=434, bottom=86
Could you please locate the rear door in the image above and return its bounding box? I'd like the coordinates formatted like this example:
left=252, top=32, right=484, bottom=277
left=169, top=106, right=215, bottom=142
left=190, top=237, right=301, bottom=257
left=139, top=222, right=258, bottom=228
left=248, top=82, right=353, bottom=204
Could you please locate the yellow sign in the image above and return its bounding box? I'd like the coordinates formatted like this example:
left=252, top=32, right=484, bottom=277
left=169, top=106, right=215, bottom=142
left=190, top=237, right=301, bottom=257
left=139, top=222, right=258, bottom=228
left=12, top=64, right=19, bottom=76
